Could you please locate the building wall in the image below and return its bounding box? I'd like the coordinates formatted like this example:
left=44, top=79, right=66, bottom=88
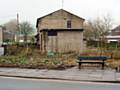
left=3, top=31, right=15, bottom=42
left=58, top=31, right=84, bottom=53
left=38, top=10, right=84, bottom=31
left=0, top=28, right=3, bottom=46
left=46, top=31, right=84, bottom=53
left=37, top=9, right=85, bottom=53
left=111, top=30, right=120, bottom=35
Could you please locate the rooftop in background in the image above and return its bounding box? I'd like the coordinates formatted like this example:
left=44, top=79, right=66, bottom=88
left=112, top=25, right=120, bottom=31
left=111, top=25, right=120, bottom=36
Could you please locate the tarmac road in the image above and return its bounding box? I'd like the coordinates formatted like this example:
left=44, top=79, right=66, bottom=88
left=0, top=76, right=120, bottom=90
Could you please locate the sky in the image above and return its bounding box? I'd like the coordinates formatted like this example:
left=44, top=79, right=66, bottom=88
left=0, top=0, right=120, bottom=28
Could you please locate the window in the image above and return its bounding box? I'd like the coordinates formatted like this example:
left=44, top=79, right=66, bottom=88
left=67, top=20, right=71, bottom=28
left=48, top=31, right=57, bottom=36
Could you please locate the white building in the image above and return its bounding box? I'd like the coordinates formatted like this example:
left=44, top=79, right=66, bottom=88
left=0, top=27, right=3, bottom=46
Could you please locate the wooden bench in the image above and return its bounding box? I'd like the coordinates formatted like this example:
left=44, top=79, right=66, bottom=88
left=77, top=56, right=107, bottom=70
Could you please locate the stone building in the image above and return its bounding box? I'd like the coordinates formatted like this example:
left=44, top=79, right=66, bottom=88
left=36, top=9, right=85, bottom=53
left=0, top=27, right=15, bottom=45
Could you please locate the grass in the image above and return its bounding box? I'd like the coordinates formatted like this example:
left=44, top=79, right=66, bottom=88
left=0, top=45, right=77, bottom=69
left=1, top=44, right=120, bottom=70
left=81, top=47, right=120, bottom=69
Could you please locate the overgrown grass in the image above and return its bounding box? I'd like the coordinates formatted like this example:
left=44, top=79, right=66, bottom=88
left=82, top=47, right=120, bottom=69
left=2, top=44, right=120, bottom=70
left=0, top=55, right=28, bottom=67
left=0, top=44, right=77, bottom=69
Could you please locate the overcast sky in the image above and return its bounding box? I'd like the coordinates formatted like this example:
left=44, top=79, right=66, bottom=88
left=0, top=0, right=120, bottom=27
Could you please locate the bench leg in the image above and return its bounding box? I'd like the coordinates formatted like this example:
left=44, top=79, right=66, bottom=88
left=78, top=62, right=81, bottom=69
left=102, top=63, right=104, bottom=70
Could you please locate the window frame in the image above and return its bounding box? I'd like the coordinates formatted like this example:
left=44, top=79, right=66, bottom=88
left=67, top=20, right=72, bottom=28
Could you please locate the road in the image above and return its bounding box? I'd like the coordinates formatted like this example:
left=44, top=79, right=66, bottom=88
left=0, top=76, right=120, bottom=90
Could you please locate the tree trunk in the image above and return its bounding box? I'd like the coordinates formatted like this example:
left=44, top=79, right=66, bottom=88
left=24, top=35, right=27, bottom=43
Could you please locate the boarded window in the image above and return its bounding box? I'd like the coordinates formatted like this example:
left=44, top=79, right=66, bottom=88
left=48, top=31, right=57, bottom=36
left=67, top=20, right=71, bottom=28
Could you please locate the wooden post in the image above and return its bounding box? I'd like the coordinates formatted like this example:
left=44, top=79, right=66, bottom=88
left=51, top=36, right=53, bottom=52
left=40, top=33, right=42, bottom=52
left=55, top=35, right=58, bottom=52
left=102, top=60, right=105, bottom=70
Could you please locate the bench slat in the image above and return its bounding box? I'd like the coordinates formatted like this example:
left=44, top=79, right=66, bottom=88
left=78, top=62, right=104, bottom=64
left=78, top=56, right=107, bottom=60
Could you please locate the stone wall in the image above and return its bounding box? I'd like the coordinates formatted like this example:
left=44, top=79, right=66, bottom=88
left=46, top=31, right=84, bottom=53
left=38, top=9, right=84, bottom=30
left=37, top=9, right=85, bottom=53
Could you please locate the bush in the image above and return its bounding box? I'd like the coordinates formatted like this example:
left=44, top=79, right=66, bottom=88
left=0, top=55, right=28, bottom=67
left=0, top=44, right=78, bottom=69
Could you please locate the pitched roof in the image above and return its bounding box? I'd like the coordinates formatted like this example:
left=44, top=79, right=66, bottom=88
left=112, top=25, right=120, bottom=31
left=36, top=9, right=85, bottom=27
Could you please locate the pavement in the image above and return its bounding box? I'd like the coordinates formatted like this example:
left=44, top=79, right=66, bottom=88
left=0, top=67, right=120, bottom=82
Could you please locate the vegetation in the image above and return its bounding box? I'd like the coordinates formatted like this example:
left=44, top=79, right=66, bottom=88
left=84, top=15, right=113, bottom=41
left=84, top=15, right=113, bottom=56
left=81, top=46, right=120, bottom=69
left=20, top=21, right=35, bottom=43
left=0, top=44, right=77, bottom=69
left=0, top=16, right=119, bottom=70
left=4, top=19, right=18, bottom=34
left=0, top=43, right=120, bottom=70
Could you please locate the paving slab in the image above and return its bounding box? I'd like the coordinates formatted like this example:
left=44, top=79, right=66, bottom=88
left=0, top=67, right=120, bottom=82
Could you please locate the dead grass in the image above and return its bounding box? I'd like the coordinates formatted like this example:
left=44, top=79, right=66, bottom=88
left=81, top=47, right=120, bottom=68
left=0, top=45, right=78, bottom=69
left=2, top=45, right=120, bottom=69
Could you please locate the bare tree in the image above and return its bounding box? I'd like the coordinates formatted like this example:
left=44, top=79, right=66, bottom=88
left=84, top=15, right=113, bottom=55
left=20, top=21, right=34, bottom=43
left=4, top=19, right=18, bottom=34
left=88, top=16, right=112, bottom=39
left=84, top=22, right=95, bottom=40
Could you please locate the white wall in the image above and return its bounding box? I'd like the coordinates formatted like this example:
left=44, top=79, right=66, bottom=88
left=0, top=27, right=3, bottom=46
